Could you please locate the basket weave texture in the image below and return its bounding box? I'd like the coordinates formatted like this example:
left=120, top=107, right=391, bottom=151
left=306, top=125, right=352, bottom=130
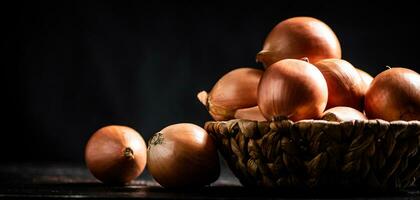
left=205, top=119, right=420, bottom=190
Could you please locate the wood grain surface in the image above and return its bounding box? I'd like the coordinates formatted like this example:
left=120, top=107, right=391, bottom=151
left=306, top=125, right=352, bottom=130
left=0, top=163, right=419, bottom=199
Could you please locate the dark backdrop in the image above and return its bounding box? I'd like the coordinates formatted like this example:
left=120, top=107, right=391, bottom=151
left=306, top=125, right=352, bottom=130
left=3, top=1, right=419, bottom=163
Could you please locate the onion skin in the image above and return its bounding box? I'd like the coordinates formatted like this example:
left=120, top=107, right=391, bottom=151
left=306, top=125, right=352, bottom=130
left=257, top=17, right=341, bottom=68
left=147, top=123, right=220, bottom=188
left=357, top=68, right=374, bottom=94
left=258, top=59, right=328, bottom=121
left=365, top=68, right=420, bottom=121
left=197, top=68, right=263, bottom=121
left=322, top=106, right=367, bottom=122
left=85, top=125, right=147, bottom=184
left=234, top=106, right=266, bottom=121
left=314, top=59, right=365, bottom=111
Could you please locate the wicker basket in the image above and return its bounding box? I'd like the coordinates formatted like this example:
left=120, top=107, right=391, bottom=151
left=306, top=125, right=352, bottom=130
left=205, top=119, right=420, bottom=191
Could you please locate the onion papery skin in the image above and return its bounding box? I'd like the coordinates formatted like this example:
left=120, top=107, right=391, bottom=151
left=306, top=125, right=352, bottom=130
left=357, top=68, right=374, bottom=94
left=85, top=125, right=147, bottom=185
left=197, top=68, right=263, bottom=121
left=234, top=106, right=266, bottom=121
left=322, top=106, right=367, bottom=122
left=257, top=17, right=341, bottom=68
left=314, top=59, right=365, bottom=111
left=147, top=123, right=220, bottom=188
left=258, top=59, right=328, bottom=121
left=365, top=67, right=420, bottom=121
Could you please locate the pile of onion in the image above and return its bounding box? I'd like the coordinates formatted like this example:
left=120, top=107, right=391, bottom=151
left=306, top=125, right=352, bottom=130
left=257, top=58, right=328, bottom=121
left=257, top=17, right=341, bottom=68
left=85, top=125, right=147, bottom=184
left=365, top=68, right=420, bottom=121
left=82, top=16, right=420, bottom=194
left=147, top=123, right=220, bottom=188
left=314, top=59, right=365, bottom=111
left=197, top=68, right=265, bottom=121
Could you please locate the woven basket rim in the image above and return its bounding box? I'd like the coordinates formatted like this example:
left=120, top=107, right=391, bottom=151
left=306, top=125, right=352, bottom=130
left=205, top=118, right=420, bottom=125
left=204, top=118, right=420, bottom=190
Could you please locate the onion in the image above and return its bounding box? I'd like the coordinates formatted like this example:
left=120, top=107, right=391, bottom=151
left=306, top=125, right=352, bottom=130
left=365, top=67, right=420, bottom=121
left=257, top=17, right=341, bottom=68
left=322, top=106, right=367, bottom=122
left=258, top=59, right=328, bottom=121
left=233, top=106, right=266, bottom=121
left=314, top=59, right=365, bottom=111
left=85, top=125, right=147, bottom=184
left=357, top=68, right=374, bottom=94
left=197, top=68, right=264, bottom=121
left=147, top=123, right=220, bottom=188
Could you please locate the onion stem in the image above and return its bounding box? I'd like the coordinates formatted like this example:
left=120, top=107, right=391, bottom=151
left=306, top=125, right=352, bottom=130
left=148, top=132, right=164, bottom=148
left=123, top=147, right=134, bottom=159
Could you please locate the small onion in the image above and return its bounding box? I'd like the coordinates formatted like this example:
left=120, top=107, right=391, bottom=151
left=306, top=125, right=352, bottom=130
left=257, top=16, right=341, bottom=68
left=197, top=68, right=264, bottom=121
left=147, top=123, right=220, bottom=188
left=365, top=67, right=420, bottom=121
left=322, top=106, right=367, bottom=122
left=233, top=106, right=266, bottom=121
left=85, top=125, right=147, bottom=184
left=314, top=59, right=365, bottom=111
left=258, top=59, right=328, bottom=121
left=357, top=68, right=374, bottom=94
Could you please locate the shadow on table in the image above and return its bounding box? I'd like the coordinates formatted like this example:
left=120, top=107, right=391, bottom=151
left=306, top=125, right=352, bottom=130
left=3, top=182, right=418, bottom=199
left=1, top=163, right=419, bottom=199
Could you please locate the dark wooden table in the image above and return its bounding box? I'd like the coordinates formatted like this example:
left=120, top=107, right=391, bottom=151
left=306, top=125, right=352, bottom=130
left=1, top=163, right=419, bottom=199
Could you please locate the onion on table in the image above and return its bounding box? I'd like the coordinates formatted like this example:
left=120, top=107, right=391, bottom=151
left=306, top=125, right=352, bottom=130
left=85, top=125, right=147, bottom=185
left=147, top=123, right=220, bottom=188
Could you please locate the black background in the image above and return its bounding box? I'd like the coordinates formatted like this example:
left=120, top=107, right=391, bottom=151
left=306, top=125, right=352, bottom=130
left=2, top=1, right=419, bottom=163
